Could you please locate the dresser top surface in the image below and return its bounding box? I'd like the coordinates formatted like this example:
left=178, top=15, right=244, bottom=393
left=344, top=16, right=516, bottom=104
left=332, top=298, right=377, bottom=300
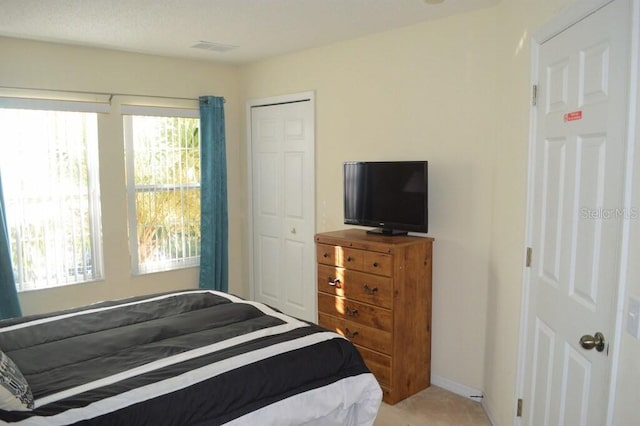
left=315, top=229, right=434, bottom=249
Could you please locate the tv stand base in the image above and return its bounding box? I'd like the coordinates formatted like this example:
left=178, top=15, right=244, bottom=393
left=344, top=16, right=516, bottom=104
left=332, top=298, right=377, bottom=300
left=367, top=228, right=408, bottom=236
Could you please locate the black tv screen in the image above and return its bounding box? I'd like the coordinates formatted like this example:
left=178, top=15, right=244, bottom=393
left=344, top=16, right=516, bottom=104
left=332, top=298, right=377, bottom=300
left=344, top=161, right=428, bottom=235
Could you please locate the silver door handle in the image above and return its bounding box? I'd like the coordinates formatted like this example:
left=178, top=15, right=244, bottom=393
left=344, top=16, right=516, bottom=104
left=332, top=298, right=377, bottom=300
left=579, top=332, right=605, bottom=352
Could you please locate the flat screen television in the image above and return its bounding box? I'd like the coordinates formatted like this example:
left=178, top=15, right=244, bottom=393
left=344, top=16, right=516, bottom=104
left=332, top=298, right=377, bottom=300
left=343, top=161, right=428, bottom=235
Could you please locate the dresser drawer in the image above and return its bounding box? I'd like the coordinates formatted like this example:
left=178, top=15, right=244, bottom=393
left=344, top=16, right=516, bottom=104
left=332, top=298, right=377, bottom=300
left=362, top=251, right=392, bottom=276
left=318, top=293, right=392, bottom=332
left=355, top=344, right=392, bottom=387
left=316, top=243, right=365, bottom=270
left=317, top=264, right=392, bottom=308
left=318, top=313, right=392, bottom=355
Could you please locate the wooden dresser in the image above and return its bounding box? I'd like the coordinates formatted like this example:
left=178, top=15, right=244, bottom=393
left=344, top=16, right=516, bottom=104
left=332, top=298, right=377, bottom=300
left=315, top=229, right=434, bottom=404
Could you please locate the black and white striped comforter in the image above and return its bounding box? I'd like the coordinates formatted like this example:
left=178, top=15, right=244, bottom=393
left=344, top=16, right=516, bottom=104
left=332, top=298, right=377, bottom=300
left=0, top=290, right=382, bottom=425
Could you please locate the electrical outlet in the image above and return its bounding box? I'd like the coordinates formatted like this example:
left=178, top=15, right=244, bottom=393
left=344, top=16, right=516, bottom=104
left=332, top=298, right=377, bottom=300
left=627, top=296, right=640, bottom=339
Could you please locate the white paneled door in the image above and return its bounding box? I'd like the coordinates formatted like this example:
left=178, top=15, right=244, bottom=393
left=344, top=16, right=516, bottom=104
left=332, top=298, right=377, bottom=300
left=523, top=1, right=631, bottom=425
left=250, top=96, right=315, bottom=322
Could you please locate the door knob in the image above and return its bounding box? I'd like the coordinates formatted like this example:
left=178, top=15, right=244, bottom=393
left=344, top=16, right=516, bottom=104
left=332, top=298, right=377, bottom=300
left=579, top=332, right=606, bottom=352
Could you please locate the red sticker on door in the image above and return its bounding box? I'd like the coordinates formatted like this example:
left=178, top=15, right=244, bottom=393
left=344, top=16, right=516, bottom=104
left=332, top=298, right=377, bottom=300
left=564, top=111, right=583, bottom=122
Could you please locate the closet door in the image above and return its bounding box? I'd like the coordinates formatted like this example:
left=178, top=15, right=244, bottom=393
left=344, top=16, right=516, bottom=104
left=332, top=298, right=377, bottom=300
left=249, top=95, right=315, bottom=321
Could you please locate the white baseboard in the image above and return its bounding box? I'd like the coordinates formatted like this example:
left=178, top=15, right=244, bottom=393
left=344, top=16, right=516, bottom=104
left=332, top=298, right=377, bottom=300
left=431, top=375, right=500, bottom=425
left=481, top=398, right=500, bottom=426
left=431, top=374, right=484, bottom=402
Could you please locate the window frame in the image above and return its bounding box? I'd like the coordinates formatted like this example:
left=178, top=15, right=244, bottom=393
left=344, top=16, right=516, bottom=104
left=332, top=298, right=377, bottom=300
left=122, top=105, right=201, bottom=275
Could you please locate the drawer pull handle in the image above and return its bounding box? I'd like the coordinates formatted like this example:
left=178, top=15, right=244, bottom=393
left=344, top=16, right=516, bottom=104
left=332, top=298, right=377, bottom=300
left=323, top=252, right=329, bottom=258
left=363, top=284, right=378, bottom=295
left=372, top=262, right=379, bottom=268
left=345, top=307, right=359, bottom=317
left=327, top=277, right=342, bottom=288
left=345, top=328, right=359, bottom=339
left=346, top=256, right=353, bottom=262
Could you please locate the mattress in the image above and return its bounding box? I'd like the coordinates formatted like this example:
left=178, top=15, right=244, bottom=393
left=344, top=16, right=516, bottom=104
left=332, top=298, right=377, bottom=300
left=0, top=290, right=382, bottom=425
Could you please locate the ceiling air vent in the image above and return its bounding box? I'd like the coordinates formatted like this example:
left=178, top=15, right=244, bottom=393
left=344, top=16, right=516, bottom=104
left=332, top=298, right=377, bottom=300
left=191, top=41, right=239, bottom=52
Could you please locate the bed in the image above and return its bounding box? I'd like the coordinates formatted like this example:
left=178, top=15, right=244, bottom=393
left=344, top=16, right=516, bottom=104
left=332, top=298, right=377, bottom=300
left=0, top=290, right=382, bottom=425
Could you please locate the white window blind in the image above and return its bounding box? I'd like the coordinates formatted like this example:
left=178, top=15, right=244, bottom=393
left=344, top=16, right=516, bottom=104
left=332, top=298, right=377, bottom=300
left=123, top=106, right=201, bottom=275
left=0, top=99, right=105, bottom=291
left=0, top=97, right=111, bottom=113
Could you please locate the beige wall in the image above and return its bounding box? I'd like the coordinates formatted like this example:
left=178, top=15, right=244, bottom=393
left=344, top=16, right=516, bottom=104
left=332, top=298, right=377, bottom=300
left=483, top=0, right=575, bottom=424
left=241, top=6, right=499, bottom=396
left=0, top=37, right=244, bottom=314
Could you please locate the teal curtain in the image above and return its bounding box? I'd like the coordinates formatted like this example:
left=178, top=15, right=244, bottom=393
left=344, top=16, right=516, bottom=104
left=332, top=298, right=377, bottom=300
left=198, top=96, right=228, bottom=292
left=0, top=171, right=22, bottom=319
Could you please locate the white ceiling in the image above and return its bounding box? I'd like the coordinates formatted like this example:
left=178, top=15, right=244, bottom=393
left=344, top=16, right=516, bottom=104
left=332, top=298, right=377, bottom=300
left=0, top=0, right=498, bottom=64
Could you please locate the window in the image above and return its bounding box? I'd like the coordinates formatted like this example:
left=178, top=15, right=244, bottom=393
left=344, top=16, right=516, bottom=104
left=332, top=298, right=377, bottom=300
left=0, top=103, right=104, bottom=291
left=123, top=107, right=200, bottom=274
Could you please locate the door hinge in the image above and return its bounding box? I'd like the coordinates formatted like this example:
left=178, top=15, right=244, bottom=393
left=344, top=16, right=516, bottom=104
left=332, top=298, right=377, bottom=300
left=517, top=398, right=523, bottom=417
left=526, top=247, right=532, bottom=267
left=532, top=84, right=538, bottom=106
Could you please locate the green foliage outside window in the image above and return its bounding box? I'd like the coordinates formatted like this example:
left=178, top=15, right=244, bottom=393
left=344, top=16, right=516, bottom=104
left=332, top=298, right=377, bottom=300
left=129, top=115, right=201, bottom=270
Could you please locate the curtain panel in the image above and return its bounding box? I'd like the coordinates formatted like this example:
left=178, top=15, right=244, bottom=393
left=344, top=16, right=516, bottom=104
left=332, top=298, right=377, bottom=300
left=198, top=96, right=229, bottom=292
left=0, top=171, right=22, bottom=319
